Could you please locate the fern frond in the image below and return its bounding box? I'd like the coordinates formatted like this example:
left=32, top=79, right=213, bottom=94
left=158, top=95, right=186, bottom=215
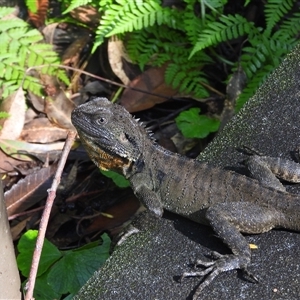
left=190, top=14, right=254, bottom=57
left=126, top=25, right=188, bottom=69
left=241, top=32, right=296, bottom=79
left=277, top=11, right=300, bottom=38
left=0, top=79, right=21, bottom=99
left=63, top=0, right=93, bottom=14
left=0, top=18, right=27, bottom=31
left=264, top=0, right=294, bottom=37
left=165, top=63, right=209, bottom=98
left=241, top=46, right=268, bottom=78
left=0, top=7, right=14, bottom=18
left=94, top=0, right=182, bottom=50
left=0, top=8, right=69, bottom=99
left=182, top=2, right=208, bottom=45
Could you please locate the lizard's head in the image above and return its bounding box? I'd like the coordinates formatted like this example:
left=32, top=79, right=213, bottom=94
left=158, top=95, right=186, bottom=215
left=71, top=97, right=151, bottom=172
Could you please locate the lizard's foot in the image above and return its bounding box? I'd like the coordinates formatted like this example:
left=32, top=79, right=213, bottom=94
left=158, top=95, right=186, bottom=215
left=180, top=252, right=258, bottom=300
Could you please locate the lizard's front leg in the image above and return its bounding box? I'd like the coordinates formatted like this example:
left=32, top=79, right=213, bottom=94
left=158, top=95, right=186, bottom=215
left=182, top=201, right=283, bottom=300
left=129, top=175, right=164, bottom=217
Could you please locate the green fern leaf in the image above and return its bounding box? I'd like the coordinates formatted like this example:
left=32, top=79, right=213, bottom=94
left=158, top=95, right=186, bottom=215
left=165, top=63, right=179, bottom=85
left=23, top=77, right=43, bottom=96
left=264, top=0, right=294, bottom=36
left=278, top=12, right=300, bottom=38
left=63, top=0, right=93, bottom=14
left=0, top=80, right=20, bottom=99
left=0, top=7, right=14, bottom=18
left=0, top=7, right=69, bottom=98
left=165, top=63, right=209, bottom=98
left=94, top=0, right=179, bottom=50
left=0, top=18, right=27, bottom=31
left=183, top=4, right=209, bottom=45
left=190, top=14, right=254, bottom=57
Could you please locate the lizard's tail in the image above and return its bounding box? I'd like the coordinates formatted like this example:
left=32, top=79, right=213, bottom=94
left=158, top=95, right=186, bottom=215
left=275, top=191, right=300, bottom=231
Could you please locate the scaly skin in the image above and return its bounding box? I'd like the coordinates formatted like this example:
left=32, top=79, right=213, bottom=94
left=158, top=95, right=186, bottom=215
left=71, top=97, right=300, bottom=299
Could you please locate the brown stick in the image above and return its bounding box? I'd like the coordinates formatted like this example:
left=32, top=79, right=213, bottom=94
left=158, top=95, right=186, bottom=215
left=24, top=130, right=77, bottom=300
left=26, top=65, right=171, bottom=100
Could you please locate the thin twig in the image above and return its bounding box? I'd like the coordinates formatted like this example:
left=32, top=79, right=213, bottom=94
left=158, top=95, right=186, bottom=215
left=24, top=130, right=77, bottom=300
left=26, top=64, right=172, bottom=100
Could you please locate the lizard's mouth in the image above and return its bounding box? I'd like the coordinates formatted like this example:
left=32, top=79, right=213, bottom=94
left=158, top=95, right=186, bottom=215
left=77, top=127, right=130, bottom=160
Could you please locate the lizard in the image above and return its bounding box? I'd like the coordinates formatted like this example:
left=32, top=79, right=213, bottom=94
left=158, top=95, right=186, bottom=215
left=71, top=97, right=300, bottom=299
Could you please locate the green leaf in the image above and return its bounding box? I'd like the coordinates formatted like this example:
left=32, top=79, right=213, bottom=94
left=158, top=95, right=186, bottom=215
left=47, top=234, right=111, bottom=294
left=0, top=8, right=69, bottom=99
left=25, top=0, right=38, bottom=13
left=0, top=111, right=9, bottom=118
left=63, top=0, right=93, bottom=14
left=30, top=273, right=61, bottom=300
left=0, top=7, right=14, bottom=18
left=17, top=230, right=62, bottom=277
left=100, top=169, right=130, bottom=187
left=175, top=108, right=220, bottom=138
left=189, top=14, right=253, bottom=58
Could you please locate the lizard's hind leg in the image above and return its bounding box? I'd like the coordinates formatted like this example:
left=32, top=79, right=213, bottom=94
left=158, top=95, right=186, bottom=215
left=245, top=155, right=300, bottom=192
left=181, top=201, right=283, bottom=299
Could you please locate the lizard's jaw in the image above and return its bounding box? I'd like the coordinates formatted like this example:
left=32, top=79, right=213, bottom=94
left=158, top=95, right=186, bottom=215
left=80, top=133, right=132, bottom=173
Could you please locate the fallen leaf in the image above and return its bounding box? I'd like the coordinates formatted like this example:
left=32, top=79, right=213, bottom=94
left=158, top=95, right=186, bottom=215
left=27, top=0, right=49, bottom=28
left=0, top=148, right=24, bottom=172
left=120, top=65, right=178, bottom=112
left=84, top=193, right=140, bottom=235
left=11, top=217, right=32, bottom=241
left=5, top=164, right=56, bottom=216
left=29, top=74, right=75, bottom=130
left=20, top=118, right=68, bottom=143
left=108, top=38, right=130, bottom=85
left=68, top=5, right=100, bottom=27
left=0, top=139, right=64, bottom=162
left=0, top=87, right=26, bottom=139
left=62, top=35, right=92, bottom=67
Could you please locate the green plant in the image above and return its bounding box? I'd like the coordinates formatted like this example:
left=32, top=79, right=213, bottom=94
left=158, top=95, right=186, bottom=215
left=100, top=169, right=130, bottom=187
left=189, top=0, right=300, bottom=109
left=0, top=7, right=69, bottom=100
left=176, top=108, right=220, bottom=138
left=65, top=0, right=300, bottom=110
left=17, top=230, right=110, bottom=300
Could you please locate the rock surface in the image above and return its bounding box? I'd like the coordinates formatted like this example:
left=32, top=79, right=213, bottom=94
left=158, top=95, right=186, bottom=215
left=74, top=44, right=300, bottom=300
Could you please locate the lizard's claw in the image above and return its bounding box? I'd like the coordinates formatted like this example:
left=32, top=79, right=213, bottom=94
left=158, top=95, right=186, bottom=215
left=180, top=253, right=256, bottom=300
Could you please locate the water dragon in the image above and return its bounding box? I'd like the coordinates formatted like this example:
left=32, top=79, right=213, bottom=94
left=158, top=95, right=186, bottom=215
left=71, top=97, right=300, bottom=299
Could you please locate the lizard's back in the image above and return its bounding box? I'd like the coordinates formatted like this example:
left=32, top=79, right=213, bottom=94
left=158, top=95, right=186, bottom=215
left=145, top=145, right=300, bottom=232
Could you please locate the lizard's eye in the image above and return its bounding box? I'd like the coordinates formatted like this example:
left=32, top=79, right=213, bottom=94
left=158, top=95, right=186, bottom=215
left=96, top=117, right=107, bottom=125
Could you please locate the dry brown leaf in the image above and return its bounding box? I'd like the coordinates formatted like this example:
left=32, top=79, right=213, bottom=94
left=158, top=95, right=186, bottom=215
left=27, top=0, right=49, bottom=28
left=62, top=35, right=92, bottom=67
left=108, top=38, right=131, bottom=85
left=30, top=74, right=75, bottom=130
left=0, top=87, right=26, bottom=139
left=5, top=164, right=56, bottom=216
left=84, top=194, right=141, bottom=235
left=10, top=217, right=31, bottom=241
left=120, top=66, right=178, bottom=112
left=0, top=149, right=23, bottom=172
left=45, top=96, right=76, bottom=130
left=42, top=22, right=59, bottom=45
left=20, top=118, right=68, bottom=143
left=69, top=5, right=101, bottom=27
